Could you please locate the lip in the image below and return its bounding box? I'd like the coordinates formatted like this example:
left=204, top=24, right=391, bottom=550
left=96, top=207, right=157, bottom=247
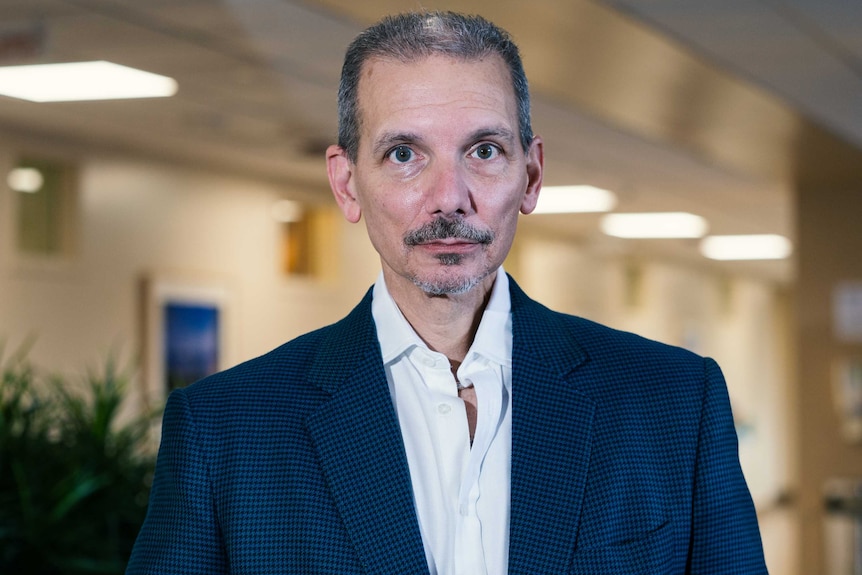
left=416, top=240, right=481, bottom=253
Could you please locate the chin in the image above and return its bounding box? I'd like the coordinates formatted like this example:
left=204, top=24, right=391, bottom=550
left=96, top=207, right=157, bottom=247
left=414, top=278, right=479, bottom=296
left=410, top=266, right=493, bottom=297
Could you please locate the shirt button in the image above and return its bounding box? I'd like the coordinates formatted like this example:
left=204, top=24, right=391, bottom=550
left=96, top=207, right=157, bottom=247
left=421, top=355, right=436, bottom=367
left=437, top=403, right=452, bottom=415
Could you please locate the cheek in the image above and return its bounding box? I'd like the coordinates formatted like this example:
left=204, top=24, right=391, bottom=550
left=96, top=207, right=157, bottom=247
left=372, top=190, right=425, bottom=228
left=488, top=185, right=527, bottom=218
left=487, top=192, right=525, bottom=239
left=361, top=199, right=411, bottom=248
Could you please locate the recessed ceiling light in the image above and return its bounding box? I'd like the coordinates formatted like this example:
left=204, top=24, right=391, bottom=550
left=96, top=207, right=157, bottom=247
left=700, top=234, right=792, bottom=260
left=7, top=167, right=43, bottom=193
left=0, top=61, right=178, bottom=102
left=601, top=212, right=708, bottom=238
left=533, top=185, right=617, bottom=213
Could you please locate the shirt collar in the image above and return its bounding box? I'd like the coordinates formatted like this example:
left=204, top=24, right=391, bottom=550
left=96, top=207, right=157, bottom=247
left=372, top=273, right=425, bottom=364
left=371, top=268, right=512, bottom=367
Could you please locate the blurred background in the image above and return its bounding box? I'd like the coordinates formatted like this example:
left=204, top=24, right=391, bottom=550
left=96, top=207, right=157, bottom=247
left=1, top=0, right=861, bottom=573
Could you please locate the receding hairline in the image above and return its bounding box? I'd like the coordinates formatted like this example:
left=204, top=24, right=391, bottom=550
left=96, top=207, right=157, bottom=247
left=352, top=52, right=521, bottom=157
left=336, top=11, right=534, bottom=161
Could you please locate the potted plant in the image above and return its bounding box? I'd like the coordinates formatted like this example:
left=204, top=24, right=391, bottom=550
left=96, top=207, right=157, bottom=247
left=0, top=346, right=157, bottom=574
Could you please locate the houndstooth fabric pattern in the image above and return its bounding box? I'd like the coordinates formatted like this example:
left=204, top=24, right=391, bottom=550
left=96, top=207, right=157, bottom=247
left=127, top=277, right=767, bottom=574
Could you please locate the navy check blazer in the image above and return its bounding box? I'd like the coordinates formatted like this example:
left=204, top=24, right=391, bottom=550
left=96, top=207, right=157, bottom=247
left=127, top=278, right=767, bottom=574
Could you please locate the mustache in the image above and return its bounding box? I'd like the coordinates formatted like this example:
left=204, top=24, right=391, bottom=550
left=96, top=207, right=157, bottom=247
left=404, top=218, right=494, bottom=246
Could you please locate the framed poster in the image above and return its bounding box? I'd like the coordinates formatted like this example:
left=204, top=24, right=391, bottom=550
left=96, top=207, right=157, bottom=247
left=141, top=275, right=236, bottom=407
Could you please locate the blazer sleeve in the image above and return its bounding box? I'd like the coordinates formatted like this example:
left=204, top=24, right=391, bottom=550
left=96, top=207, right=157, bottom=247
left=126, top=389, right=227, bottom=575
left=688, top=358, right=768, bottom=574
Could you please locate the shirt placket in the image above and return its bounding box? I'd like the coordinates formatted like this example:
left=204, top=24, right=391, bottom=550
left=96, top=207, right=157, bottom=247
left=412, top=348, right=471, bottom=574
left=454, top=361, right=503, bottom=575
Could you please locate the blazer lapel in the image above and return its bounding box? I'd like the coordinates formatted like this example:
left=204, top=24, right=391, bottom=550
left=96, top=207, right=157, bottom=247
left=507, top=279, right=596, bottom=574
left=304, top=292, right=429, bottom=575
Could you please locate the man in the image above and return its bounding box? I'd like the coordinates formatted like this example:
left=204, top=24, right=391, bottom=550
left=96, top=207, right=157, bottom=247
left=127, top=11, right=767, bottom=574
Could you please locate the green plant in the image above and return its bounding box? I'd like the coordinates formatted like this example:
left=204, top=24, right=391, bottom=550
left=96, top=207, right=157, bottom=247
left=0, top=346, right=158, bottom=574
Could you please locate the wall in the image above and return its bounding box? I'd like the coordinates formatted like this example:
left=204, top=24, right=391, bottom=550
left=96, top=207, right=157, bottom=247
left=797, top=183, right=862, bottom=574
left=0, top=150, right=380, bottom=383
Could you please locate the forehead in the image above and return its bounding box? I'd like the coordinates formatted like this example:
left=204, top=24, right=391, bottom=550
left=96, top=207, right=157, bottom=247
left=355, top=54, right=518, bottom=141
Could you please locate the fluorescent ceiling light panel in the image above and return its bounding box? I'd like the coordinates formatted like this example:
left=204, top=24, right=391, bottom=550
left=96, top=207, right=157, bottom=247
left=700, top=234, right=792, bottom=260
left=601, top=212, right=708, bottom=239
left=0, top=61, right=178, bottom=102
left=534, top=185, right=617, bottom=213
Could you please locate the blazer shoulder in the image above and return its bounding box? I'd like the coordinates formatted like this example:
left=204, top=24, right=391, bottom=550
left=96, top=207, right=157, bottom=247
left=566, top=312, right=704, bottom=366
left=181, top=288, right=377, bottom=403
left=510, top=276, right=705, bottom=369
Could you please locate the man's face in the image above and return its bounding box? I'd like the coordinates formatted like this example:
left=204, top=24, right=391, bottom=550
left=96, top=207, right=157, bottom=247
left=328, top=54, right=543, bottom=297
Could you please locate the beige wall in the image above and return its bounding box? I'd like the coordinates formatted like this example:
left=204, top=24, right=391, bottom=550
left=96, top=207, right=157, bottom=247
left=0, top=150, right=380, bottom=379
left=797, top=184, right=862, bottom=574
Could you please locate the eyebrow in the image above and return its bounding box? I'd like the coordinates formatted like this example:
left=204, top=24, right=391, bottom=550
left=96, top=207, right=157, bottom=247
left=466, top=128, right=518, bottom=151
left=371, top=127, right=518, bottom=157
left=372, top=131, right=423, bottom=157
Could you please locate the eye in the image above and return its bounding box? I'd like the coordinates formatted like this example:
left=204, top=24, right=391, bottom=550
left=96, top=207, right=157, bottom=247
left=471, top=143, right=499, bottom=160
left=387, top=145, right=414, bottom=163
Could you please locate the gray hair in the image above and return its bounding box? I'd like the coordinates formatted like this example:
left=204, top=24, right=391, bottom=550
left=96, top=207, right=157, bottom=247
left=337, top=11, right=533, bottom=162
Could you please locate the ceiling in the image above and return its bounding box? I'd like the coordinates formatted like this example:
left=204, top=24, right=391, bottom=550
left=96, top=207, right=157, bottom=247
left=1, top=0, right=860, bottom=283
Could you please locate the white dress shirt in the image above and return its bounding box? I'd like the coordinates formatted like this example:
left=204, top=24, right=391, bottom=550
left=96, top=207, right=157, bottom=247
left=371, top=269, right=513, bottom=575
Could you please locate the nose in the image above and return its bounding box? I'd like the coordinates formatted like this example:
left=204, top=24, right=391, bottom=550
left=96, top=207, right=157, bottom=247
left=424, top=159, right=474, bottom=217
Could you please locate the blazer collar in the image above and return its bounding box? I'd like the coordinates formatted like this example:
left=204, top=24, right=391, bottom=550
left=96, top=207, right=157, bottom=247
left=508, top=277, right=595, bottom=574
left=304, top=289, right=429, bottom=574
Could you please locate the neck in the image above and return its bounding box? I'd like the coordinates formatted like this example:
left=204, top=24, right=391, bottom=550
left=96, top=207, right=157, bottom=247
left=384, top=270, right=497, bottom=364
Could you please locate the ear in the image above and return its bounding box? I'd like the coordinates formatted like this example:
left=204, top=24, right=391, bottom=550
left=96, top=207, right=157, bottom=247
left=519, top=135, right=544, bottom=215
left=326, top=145, right=362, bottom=223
